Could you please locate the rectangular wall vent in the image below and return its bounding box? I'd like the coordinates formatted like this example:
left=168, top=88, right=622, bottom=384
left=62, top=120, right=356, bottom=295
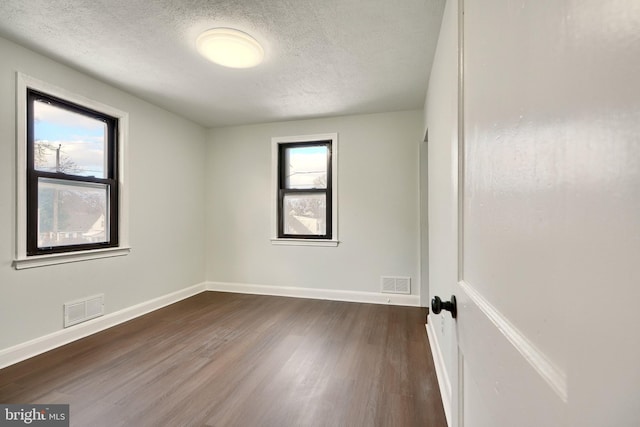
left=64, top=294, right=104, bottom=328
left=381, top=276, right=411, bottom=294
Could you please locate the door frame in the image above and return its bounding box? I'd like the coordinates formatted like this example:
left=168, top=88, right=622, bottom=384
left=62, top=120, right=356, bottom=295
left=452, top=0, right=465, bottom=425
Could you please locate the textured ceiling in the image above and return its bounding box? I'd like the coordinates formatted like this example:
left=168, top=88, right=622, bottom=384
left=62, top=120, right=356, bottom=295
left=0, top=0, right=445, bottom=127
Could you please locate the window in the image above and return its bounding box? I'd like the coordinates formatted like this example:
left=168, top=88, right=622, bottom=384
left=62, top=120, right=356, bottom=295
left=271, top=133, right=338, bottom=246
left=27, top=89, right=118, bottom=255
left=15, top=73, right=129, bottom=269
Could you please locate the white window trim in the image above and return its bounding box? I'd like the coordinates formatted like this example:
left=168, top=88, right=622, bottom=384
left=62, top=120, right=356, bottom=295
left=13, top=72, right=130, bottom=269
left=270, top=133, right=339, bottom=247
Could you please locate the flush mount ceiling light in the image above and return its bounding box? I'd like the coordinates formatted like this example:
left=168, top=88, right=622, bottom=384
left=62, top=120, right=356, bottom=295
left=196, top=28, right=264, bottom=68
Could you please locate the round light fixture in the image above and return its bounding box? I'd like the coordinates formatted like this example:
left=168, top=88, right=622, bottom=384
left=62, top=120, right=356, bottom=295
left=196, top=28, right=264, bottom=68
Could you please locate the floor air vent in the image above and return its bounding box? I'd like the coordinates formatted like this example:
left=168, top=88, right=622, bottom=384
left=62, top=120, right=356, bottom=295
left=64, top=294, right=104, bottom=328
left=381, top=276, right=411, bottom=294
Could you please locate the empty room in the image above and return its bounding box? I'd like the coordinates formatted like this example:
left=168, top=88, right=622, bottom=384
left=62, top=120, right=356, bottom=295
left=0, top=0, right=638, bottom=426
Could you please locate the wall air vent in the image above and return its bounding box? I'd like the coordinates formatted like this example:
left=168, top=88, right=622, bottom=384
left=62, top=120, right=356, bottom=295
left=64, top=294, right=104, bottom=328
left=381, top=276, right=411, bottom=294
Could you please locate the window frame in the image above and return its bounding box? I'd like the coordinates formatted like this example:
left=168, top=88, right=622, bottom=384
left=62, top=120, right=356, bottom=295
left=26, top=89, right=119, bottom=256
left=14, top=73, right=130, bottom=269
left=271, top=133, right=338, bottom=247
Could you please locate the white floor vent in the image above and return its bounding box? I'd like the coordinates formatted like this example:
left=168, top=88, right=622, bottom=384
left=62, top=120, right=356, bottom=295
left=64, top=294, right=104, bottom=328
left=381, top=276, right=411, bottom=294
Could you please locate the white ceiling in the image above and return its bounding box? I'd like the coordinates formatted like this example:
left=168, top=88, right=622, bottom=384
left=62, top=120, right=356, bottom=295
left=0, top=0, right=445, bottom=128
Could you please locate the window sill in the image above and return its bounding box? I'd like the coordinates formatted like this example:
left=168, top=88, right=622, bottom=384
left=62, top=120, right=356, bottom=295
left=270, top=238, right=339, bottom=247
left=13, top=247, right=131, bottom=270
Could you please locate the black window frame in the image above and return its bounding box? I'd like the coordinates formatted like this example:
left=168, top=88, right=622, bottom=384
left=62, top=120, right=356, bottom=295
left=26, top=88, right=119, bottom=256
left=277, top=140, right=332, bottom=239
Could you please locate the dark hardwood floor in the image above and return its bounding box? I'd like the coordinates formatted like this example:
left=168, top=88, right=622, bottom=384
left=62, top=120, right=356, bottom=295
left=0, top=292, right=447, bottom=427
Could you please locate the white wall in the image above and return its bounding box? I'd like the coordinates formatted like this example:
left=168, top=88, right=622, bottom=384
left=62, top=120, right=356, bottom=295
left=0, top=36, right=207, bottom=351
left=206, top=111, right=422, bottom=298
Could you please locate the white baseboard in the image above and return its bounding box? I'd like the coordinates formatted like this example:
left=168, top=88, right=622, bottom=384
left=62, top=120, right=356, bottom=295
left=207, top=281, right=421, bottom=306
left=0, top=282, right=207, bottom=369
left=426, top=321, right=452, bottom=427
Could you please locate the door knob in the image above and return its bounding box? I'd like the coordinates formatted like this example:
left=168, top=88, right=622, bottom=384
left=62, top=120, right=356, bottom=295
left=431, top=295, right=457, bottom=318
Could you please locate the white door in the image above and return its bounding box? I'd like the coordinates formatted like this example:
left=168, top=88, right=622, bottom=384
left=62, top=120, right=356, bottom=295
left=427, top=0, right=640, bottom=426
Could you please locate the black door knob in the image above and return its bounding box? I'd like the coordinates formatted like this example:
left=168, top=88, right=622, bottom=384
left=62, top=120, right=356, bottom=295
left=431, top=295, right=457, bottom=318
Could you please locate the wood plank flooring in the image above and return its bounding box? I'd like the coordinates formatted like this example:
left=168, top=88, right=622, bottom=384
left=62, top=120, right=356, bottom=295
left=0, top=292, right=447, bottom=427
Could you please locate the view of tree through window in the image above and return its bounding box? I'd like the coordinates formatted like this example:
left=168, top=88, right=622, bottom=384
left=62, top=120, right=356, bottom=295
left=37, top=180, right=108, bottom=247
left=34, top=100, right=107, bottom=177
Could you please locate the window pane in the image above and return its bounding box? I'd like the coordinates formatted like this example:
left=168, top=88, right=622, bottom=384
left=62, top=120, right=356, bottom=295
left=284, top=145, right=328, bottom=189
left=37, top=178, right=109, bottom=248
left=34, top=100, right=107, bottom=178
left=283, top=193, right=326, bottom=235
